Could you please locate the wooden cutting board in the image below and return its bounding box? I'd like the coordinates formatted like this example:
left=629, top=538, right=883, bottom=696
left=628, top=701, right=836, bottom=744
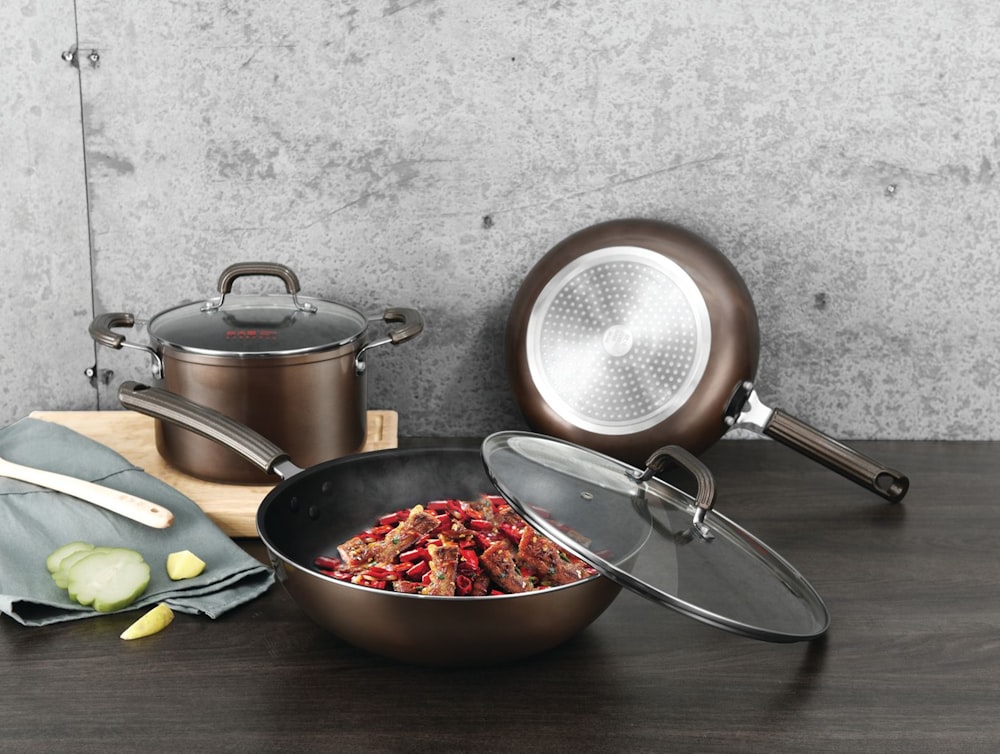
left=28, top=410, right=398, bottom=538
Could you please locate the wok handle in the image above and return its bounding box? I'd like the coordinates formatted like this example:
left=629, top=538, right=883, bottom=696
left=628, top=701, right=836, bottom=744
left=764, top=410, right=909, bottom=503
left=117, top=381, right=293, bottom=478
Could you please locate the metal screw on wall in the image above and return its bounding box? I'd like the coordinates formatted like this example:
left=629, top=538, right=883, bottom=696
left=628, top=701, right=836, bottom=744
left=60, top=47, right=101, bottom=68
left=84, top=366, right=114, bottom=386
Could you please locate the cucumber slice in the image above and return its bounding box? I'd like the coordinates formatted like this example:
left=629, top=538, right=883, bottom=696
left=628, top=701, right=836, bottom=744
left=45, top=541, right=94, bottom=574
left=66, top=548, right=150, bottom=612
left=53, top=546, right=110, bottom=590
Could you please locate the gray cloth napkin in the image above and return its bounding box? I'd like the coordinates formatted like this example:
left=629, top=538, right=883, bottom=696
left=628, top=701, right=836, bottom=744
left=0, top=417, right=273, bottom=626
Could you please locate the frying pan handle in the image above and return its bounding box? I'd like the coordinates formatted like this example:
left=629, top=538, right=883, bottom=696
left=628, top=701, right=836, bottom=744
left=117, top=381, right=297, bottom=479
left=764, top=410, right=909, bottom=503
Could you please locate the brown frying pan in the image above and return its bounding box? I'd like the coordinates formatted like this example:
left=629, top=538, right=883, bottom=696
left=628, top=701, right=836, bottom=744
left=505, top=218, right=908, bottom=502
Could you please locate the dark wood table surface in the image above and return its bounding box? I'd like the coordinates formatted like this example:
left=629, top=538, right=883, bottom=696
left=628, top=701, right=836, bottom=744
left=3, top=439, right=998, bottom=753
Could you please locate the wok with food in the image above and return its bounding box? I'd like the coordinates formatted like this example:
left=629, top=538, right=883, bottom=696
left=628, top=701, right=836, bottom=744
left=117, top=382, right=622, bottom=666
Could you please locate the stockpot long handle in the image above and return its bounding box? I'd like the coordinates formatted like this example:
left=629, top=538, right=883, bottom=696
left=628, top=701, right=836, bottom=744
left=763, top=410, right=909, bottom=502
left=117, top=382, right=300, bottom=480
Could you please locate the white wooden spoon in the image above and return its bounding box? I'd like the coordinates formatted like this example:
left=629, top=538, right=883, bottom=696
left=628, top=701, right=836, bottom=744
left=0, top=455, right=173, bottom=528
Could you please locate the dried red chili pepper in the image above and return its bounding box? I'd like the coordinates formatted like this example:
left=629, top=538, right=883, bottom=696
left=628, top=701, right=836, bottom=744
left=398, top=547, right=428, bottom=564
left=405, top=560, right=430, bottom=579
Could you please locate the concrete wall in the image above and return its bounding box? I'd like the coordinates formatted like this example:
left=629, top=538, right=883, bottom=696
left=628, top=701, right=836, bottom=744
left=4, top=1, right=999, bottom=442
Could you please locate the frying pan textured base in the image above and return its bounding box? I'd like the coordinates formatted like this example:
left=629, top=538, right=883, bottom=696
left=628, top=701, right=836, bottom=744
left=507, top=219, right=760, bottom=466
left=258, top=447, right=622, bottom=666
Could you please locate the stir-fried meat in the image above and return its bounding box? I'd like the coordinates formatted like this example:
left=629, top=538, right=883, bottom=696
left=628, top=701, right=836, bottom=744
left=480, top=539, right=534, bottom=593
left=371, top=505, right=440, bottom=563
left=465, top=495, right=520, bottom=528
left=336, top=535, right=371, bottom=568
left=337, top=505, right=439, bottom=567
left=494, top=506, right=526, bottom=530
left=516, top=528, right=591, bottom=586
left=465, top=496, right=498, bottom=521
left=392, top=580, right=425, bottom=594
left=437, top=518, right=475, bottom=542
left=470, top=573, right=491, bottom=596
left=423, top=541, right=460, bottom=596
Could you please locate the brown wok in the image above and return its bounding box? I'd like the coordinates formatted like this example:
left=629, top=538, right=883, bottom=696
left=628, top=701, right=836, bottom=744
left=506, top=219, right=909, bottom=502
left=117, top=382, right=622, bottom=666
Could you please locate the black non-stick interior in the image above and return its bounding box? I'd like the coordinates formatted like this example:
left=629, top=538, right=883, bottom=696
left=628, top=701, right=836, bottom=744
left=257, top=447, right=495, bottom=568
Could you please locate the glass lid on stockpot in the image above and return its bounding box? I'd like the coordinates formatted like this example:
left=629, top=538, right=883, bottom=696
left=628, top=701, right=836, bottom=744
left=480, top=431, right=830, bottom=642
left=147, top=262, right=369, bottom=357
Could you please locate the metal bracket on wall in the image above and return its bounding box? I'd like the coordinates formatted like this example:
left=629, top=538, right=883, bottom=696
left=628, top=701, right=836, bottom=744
left=84, top=366, right=114, bottom=387
left=61, top=46, right=101, bottom=69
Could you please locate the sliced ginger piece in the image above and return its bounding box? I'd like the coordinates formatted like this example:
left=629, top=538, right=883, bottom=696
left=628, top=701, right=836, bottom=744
left=120, top=603, right=174, bottom=640
left=166, top=550, right=206, bottom=580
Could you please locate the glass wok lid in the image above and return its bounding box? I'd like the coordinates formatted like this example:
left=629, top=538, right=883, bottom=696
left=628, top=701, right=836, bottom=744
left=481, top=431, right=830, bottom=642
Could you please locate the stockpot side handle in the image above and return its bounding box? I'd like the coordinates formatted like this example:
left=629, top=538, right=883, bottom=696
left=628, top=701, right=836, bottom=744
left=117, top=381, right=295, bottom=479
left=89, top=313, right=164, bottom=378
left=354, top=308, right=424, bottom=375
left=383, top=307, right=424, bottom=345
left=361, top=307, right=425, bottom=351
left=89, top=312, right=135, bottom=349
left=764, top=410, right=909, bottom=503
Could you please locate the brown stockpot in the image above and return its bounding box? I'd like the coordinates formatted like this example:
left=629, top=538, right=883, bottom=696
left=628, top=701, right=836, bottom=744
left=89, top=262, right=423, bottom=483
left=506, top=219, right=909, bottom=502
left=118, top=381, right=830, bottom=666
